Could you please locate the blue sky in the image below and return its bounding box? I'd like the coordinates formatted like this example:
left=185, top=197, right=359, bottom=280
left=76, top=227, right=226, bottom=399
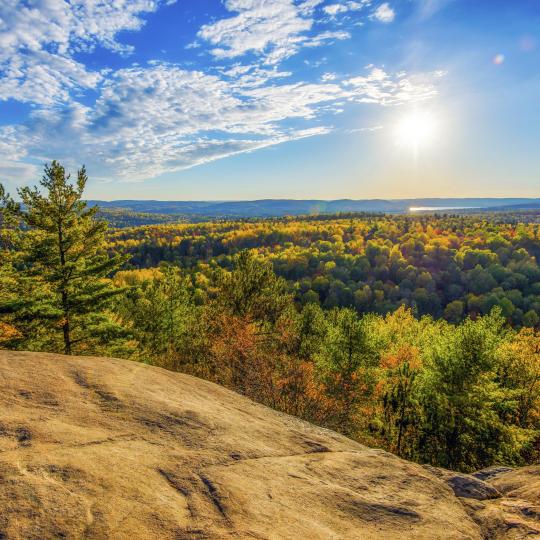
left=0, top=0, right=539, bottom=200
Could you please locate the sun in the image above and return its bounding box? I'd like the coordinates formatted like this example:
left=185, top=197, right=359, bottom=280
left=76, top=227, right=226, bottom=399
left=394, top=110, right=438, bottom=153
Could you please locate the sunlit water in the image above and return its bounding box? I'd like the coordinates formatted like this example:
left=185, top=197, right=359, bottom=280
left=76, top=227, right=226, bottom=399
left=409, top=206, right=480, bottom=212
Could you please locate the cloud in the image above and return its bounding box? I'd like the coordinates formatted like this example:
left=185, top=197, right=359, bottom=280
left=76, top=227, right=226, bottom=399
left=415, top=0, right=454, bottom=20
left=198, top=0, right=351, bottom=64
left=0, top=125, right=29, bottom=161
left=0, top=50, right=102, bottom=106
left=0, top=0, right=167, bottom=57
left=0, top=0, right=444, bottom=185
left=0, top=0, right=171, bottom=105
left=344, top=67, right=442, bottom=105
left=221, top=64, right=293, bottom=88
left=323, top=2, right=367, bottom=17
left=18, top=63, right=344, bottom=179
left=370, top=3, right=395, bottom=22
left=0, top=125, right=38, bottom=185
left=346, top=125, right=384, bottom=133
left=0, top=160, right=38, bottom=185
left=3, top=62, right=442, bottom=182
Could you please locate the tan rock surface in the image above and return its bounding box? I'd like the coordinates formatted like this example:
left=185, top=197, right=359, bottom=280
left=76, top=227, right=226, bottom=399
left=462, top=466, right=540, bottom=539
left=0, top=350, right=513, bottom=539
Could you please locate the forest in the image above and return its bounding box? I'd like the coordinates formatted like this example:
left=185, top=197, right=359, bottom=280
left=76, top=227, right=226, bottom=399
left=107, top=211, right=540, bottom=327
left=1, top=162, right=540, bottom=473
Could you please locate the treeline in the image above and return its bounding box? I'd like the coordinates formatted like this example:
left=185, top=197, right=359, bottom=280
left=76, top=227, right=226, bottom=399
left=97, top=208, right=185, bottom=228
left=1, top=163, right=540, bottom=473
left=107, top=214, right=540, bottom=327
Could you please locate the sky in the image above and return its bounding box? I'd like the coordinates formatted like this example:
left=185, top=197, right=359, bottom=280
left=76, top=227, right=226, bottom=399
left=0, top=0, right=539, bottom=200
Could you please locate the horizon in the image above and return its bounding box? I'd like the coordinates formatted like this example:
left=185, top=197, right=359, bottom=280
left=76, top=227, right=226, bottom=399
left=86, top=196, right=540, bottom=202
left=9, top=194, right=540, bottom=205
left=1, top=1, right=539, bottom=199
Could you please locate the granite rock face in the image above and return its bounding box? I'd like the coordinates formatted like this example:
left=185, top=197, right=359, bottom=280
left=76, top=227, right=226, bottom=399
left=0, top=350, right=538, bottom=539
left=423, top=466, right=502, bottom=500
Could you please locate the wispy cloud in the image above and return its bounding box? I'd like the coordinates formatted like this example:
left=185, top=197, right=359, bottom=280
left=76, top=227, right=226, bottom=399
left=197, top=0, right=345, bottom=64
left=323, top=1, right=368, bottom=17
left=344, top=67, right=442, bottom=105
left=6, top=63, right=441, bottom=181
left=0, top=125, right=38, bottom=184
left=0, top=0, right=443, bottom=185
left=415, top=0, right=454, bottom=20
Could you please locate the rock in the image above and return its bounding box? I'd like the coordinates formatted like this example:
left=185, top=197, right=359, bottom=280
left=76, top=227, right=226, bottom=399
left=460, top=497, right=540, bottom=540
left=423, top=465, right=501, bottom=500
left=436, top=463, right=540, bottom=538
left=448, top=475, right=501, bottom=501
left=472, top=466, right=514, bottom=482
left=489, top=465, right=540, bottom=503
left=420, top=464, right=540, bottom=538
left=3, top=350, right=540, bottom=539
left=0, top=350, right=483, bottom=539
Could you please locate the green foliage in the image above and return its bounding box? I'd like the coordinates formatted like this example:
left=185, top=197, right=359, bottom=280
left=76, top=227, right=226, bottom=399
left=0, top=162, right=127, bottom=354
left=417, top=310, right=520, bottom=471
left=380, top=345, right=422, bottom=459
left=2, top=184, right=540, bottom=474
left=105, top=213, right=540, bottom=327
left=116, top=265, right=197, bottom=366
left=215, top=250, right=292, bottom=325
left=314, top=308, right=378, bottom=434
left=524, top=310, right=540, bottom=328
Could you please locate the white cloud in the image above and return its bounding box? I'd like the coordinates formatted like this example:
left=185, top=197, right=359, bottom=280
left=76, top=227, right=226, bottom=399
left=221, top=64, right=293, bottom=87
left=0, top=125, right=29, bottom=161
left=324, top=4, right=349, bottom=15
left=323, top=1, right=368, bottom=16
left=198, top=0, right=350, bottom=64
left=0, top=0, right=172, bottom=105
left=0, top=125, right=37, bottom=185
left=302, top=30, right=351, bottom=47
left=0, top=50, right=102, bottom=106
left=0, top=0, right=445, bottom=185
left=370, top=3, right=395, bottom=22
left=2, top=63, right=442, bottom=182
left=416, top=0, right=454, bottom=20
left=46, top=63, right=345, bottom=178
left=344, top=67, right=441, bottom=105
left=0, top=160, right=38, bottom=185
left=0, top=0, right=166, bottom=57
left=347, top=125, right=383, bottom=133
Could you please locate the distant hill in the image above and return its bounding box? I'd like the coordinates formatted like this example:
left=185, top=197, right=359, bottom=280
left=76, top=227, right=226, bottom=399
left=86, top=198, right=540, bottom=218
left=2, top=349, right=540, bottom=538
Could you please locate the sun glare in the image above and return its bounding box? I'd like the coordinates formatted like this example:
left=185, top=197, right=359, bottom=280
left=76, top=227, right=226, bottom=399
left=394, top=110, right=438, bottom=154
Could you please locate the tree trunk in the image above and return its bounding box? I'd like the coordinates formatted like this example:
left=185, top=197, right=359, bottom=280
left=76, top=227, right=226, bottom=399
left=58, top=222, right=71, bottom=355
left=62, top=290, right=71, bottom=355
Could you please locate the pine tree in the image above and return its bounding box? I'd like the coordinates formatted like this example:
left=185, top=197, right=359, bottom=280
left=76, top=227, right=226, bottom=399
left=0, top=161, right=127, bottom=355
left=116, top=265, right=196, bottom=365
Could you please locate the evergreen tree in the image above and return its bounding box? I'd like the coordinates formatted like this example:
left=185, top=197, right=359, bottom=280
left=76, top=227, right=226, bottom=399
left=215, top=250, right=292, bottom=326
left=418, top=309, right=519, bottom=471
left=316, top=308, right=378, bottom=434
left=0, top=161, right=127, bottom=354
left=0, top=186, right=22, bottom=345
left=116, top=265, right=196, bottom=366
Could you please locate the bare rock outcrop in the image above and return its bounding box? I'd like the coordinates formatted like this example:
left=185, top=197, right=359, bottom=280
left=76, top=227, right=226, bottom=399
left=423, top=465, right=502, bottom=500
left=0, top=350, right=537, bottom=539
left=462, top=466, right=540, bottom=539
